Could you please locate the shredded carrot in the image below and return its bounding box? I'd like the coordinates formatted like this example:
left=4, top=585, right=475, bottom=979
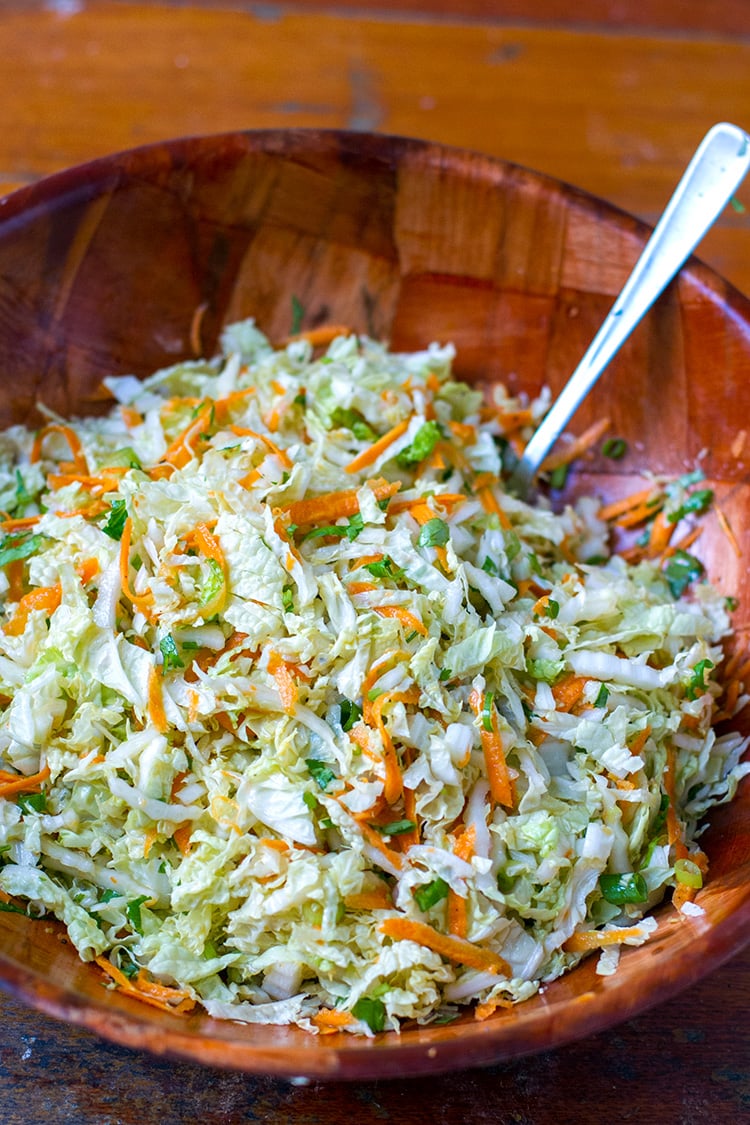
left=371, top=692, right=406, bottom=805
left=663, top=525, right=703, bottom=559
left=238, top=468, right=262, bottom=489
left=286, top=324, right=353, bottom=348
left=671, top=882, right=697, bottom=912
left=475, top=994, right=513, bottom=1020
left=541, top=417, right=611, bottom=473
left=563, top=926, right=651, bottom=953
left=469, top=690, right=514, bottom=807
left=142, top=827, right=158, bottom=858
left=353, top=553, right=385, bottom=570
left=258, top=837, right=290, bottom=853
left=185, top=522, right=227, bottom=619
left=345, top=419, right=411, bottom=474
left=360, top=649, right=410, bottom=726
left=344, top=889, right=394, bottom=911
left=4, top=583, right=61, bottom=636
left=380, top=917, right=510, bottom=975
left=598, top=486, right=662, bottom=523
left=268, top=650, right=298, bottom=713
left=213, top=386, right=256, bottom=425
left=0, top=515, right=41, bottom=532
left=76, top=557, right=100, bottom=585
left=31, top=423, right=89, bottom=474
left=311, top=1008, right=355, bottom=1034
left=448, top=825, right=476, bottom=939
left=628, top=725, right=652, bottom=757
left=359, top=821, right=404, bottom=871
left=6, top=560, right=23, bottom=602
left=119, top=518, right=154, bottom=619
left=281, top=477, right=400, bottom=528
left=163, top=400, right=213, bottom=469
left=449, top=420, right=477, bottom=444
left=715, top=501, right=741, bottom=558
left=96, top=955, right=195, bottom=1014
left=0, top=765, right=50, bottom=800
left=476, top=481, right=512, bottom=530
left=647, top=510, right=675, bottom=558
left=386, top=493, right=466, bottom=516
left=551, top=674, right=589, bottom=713
left=173, top=824, right=193, bottom=856
left=664, top=744, right=688, bottom=861
left=229, top=425, right=293, bottom=470
left=399, top=785, right=420, bottom=851
left=120, top=405, right=143, bottom=428
left=147, top=665, right=169, bottom=734
left=347, top=581, right=377, bottom=595
left=374, top=605, right=428, bottom=637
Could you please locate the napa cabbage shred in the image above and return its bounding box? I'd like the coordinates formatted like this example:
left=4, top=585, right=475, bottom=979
left=0, top=321, right=747, bottom=1034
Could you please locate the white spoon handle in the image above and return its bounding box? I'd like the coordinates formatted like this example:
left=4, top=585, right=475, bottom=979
left=510, top=121, right=750, bottom=497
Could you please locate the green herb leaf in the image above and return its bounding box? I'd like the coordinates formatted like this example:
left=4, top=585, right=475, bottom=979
left=159, top=633, right=184, bottom=674
left=417, top=518, right=449, bottom=549
left=352, top=996, right=386, bottom=1033
left=599, top=872, right=648, bottom=905
left=16, top=792, right=47, bottom=814
left=413, top=877, right=449, bottom=912
left=685, top=659, right=714, bottom=701
left=544, top=599, right=560, bottom=619
left=100, top=889, right=123, bottom=905
left=364, top=556, right=403, bottom=580
left=549, top=464, right=569, bottom=489
left=601, top=437, right=628, bottom=460
left=0, top=533, right=42, bottom=568
left=126, top=895, right=149, bottom=935
left=375, top=819, right=416, bottom=837
left=481, top=556, right=500, bottom=576
left=293, top=391, right=307, bottom=408
left=725, top=595, right=739, bottom=612
left=13, top=470, right=34, bottom=511
left=101, top=498, right=128, bottom=541
left=345, top=513, right=364, bottom=541
left=664, top=550, right=703, bottom=598
left=302, top=524, right=348, bottom=541
left=305, top=758, right=337, bottom=791
left=339, top=699, right=362, bottom=732
left=282, top=584, right=294, bottom=612
left=584, top=554, right=608, bottom=566
left=290, top=294, right=305, bottom=335
left=594, top=683, right=609, bottom=708
left=396, top=421, right=442, bottom=467
left=667, top=488, right=714, bottom=524
left=438, top=668, right=452, bottom=682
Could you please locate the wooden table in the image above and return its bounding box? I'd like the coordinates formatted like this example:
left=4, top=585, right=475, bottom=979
left=1, top=2, right=749, bottom=1119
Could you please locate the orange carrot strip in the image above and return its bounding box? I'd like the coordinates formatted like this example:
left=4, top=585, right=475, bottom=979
left=598, top=487, right=662, bottom=523
left=541, top=418, right=611, bottom=472
left=173, top=824, right=193, bottom=856
left=311, top=1008, right=355, bottom=1034
left=213, top=386, right=256, bottom=424
left=0, top=765, right=50, bottom=800
left=0, top=515, right=41, bottom=532
left=344, top=889, right=394, bottom=912
left=162, top=400, right=214, bottom=469
left=380, top=918, right=510, bottom=975
left=616, top=500, right=666, bottom=529
left=374, top=605, right=428, bottom=637
left=647, top=510, right=676, bottom=558
left=469, top=690, right=514, bottom=807
left=142, top=827, right=158, bottom=858
left=282, top=478, right=400, bottom=528
left=477, top=483, right=512, bottom=530
left=147, top=665, right=169, bottom=734
left=475, top=995, right=513, bottom=1020
left=449, top=420, right=477, bottom=444
left=268, top=650, right=298, bottom=714
left=4, top=583, right=62, bottom=636
left=664, top=745, right=688, bottom=861
left=31, top=423, right=89, bottom=474
left=352, top=553, right=386, bottom=570
left=628, top=725, right=652, bottom=757
left=120, top=405, right=143, bottom=428
left=663, top=525, right=703, bottom=559
left=258, top=837, right=290, bottom=853
left=6, top=560, right=24, bottom=602
left=345, top=419, right=411, bottom=474
left=359, top=821, right=404, bottom=871
left=347, top=581, right=377, bottom=595
left=134, top=970, right=195, bottom=1010
left=447, top=825, right=476, bottom=939
left=552, top=674, right=589, bottom=713
left=76, top=557, right=100, bottom=585
left=386, top=493, right=466, bottom=516
left=360, top=649, right=410, bottom=725
left=119, top=518, right=154, bottom=618
left=563, top=926, right=651, bottom=954
left=229, top=426, right=293, bottom=469
left=286, top=324, right=353, bottom=348
left=715, top=501, right=741, bottom=558
left=371, top=692, right=405, bottom=805
left=97, top=957, right=195, bottom=1014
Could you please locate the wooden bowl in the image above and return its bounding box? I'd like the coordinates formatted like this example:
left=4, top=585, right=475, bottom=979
left=0, top=130, right=748, bottom=1080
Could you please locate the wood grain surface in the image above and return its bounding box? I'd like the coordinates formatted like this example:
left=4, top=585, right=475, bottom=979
left=2, top=948, right=749, bottom=1123
left=2, top=3, right=750, bottom=296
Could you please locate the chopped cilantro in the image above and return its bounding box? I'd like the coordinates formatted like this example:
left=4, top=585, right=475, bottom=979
left=664, top=550, right=703, bottom=598
left=305, top=758, right=337, bottom=791
left=126, top=895, right=149, bottom=935
left=101, top=498, right=129, bottom=541
left=417, top=518, right=449, bottom=549
left=352, top=996, right=386, bottom=1033
left=544, top=599, right=560, bottom=619
left=482, top=556, right=500, bottom=576
left=685, top=659, right=713, bottom=700
left=159, top=633, right=184, bottom=674
left=438, top=668, right=452, bottom=682
left=364, top=556, right=403, bottom=580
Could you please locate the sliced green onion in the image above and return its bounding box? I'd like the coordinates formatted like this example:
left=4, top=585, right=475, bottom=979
left=674, top=858, right=703, bottom=888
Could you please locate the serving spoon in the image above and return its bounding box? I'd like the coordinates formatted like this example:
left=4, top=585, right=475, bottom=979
left=509, top=121, right=750, bottom=499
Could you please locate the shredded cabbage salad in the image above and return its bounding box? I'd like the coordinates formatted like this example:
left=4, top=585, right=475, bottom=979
left=0, top=321, right=747, bottom=1035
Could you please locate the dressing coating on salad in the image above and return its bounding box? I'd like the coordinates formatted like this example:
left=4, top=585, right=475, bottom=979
left=0, top=322, right=747, bottom=1034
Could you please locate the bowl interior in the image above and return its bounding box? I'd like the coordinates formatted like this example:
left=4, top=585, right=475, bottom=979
left=0, top=129, right=748, bottom=1079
